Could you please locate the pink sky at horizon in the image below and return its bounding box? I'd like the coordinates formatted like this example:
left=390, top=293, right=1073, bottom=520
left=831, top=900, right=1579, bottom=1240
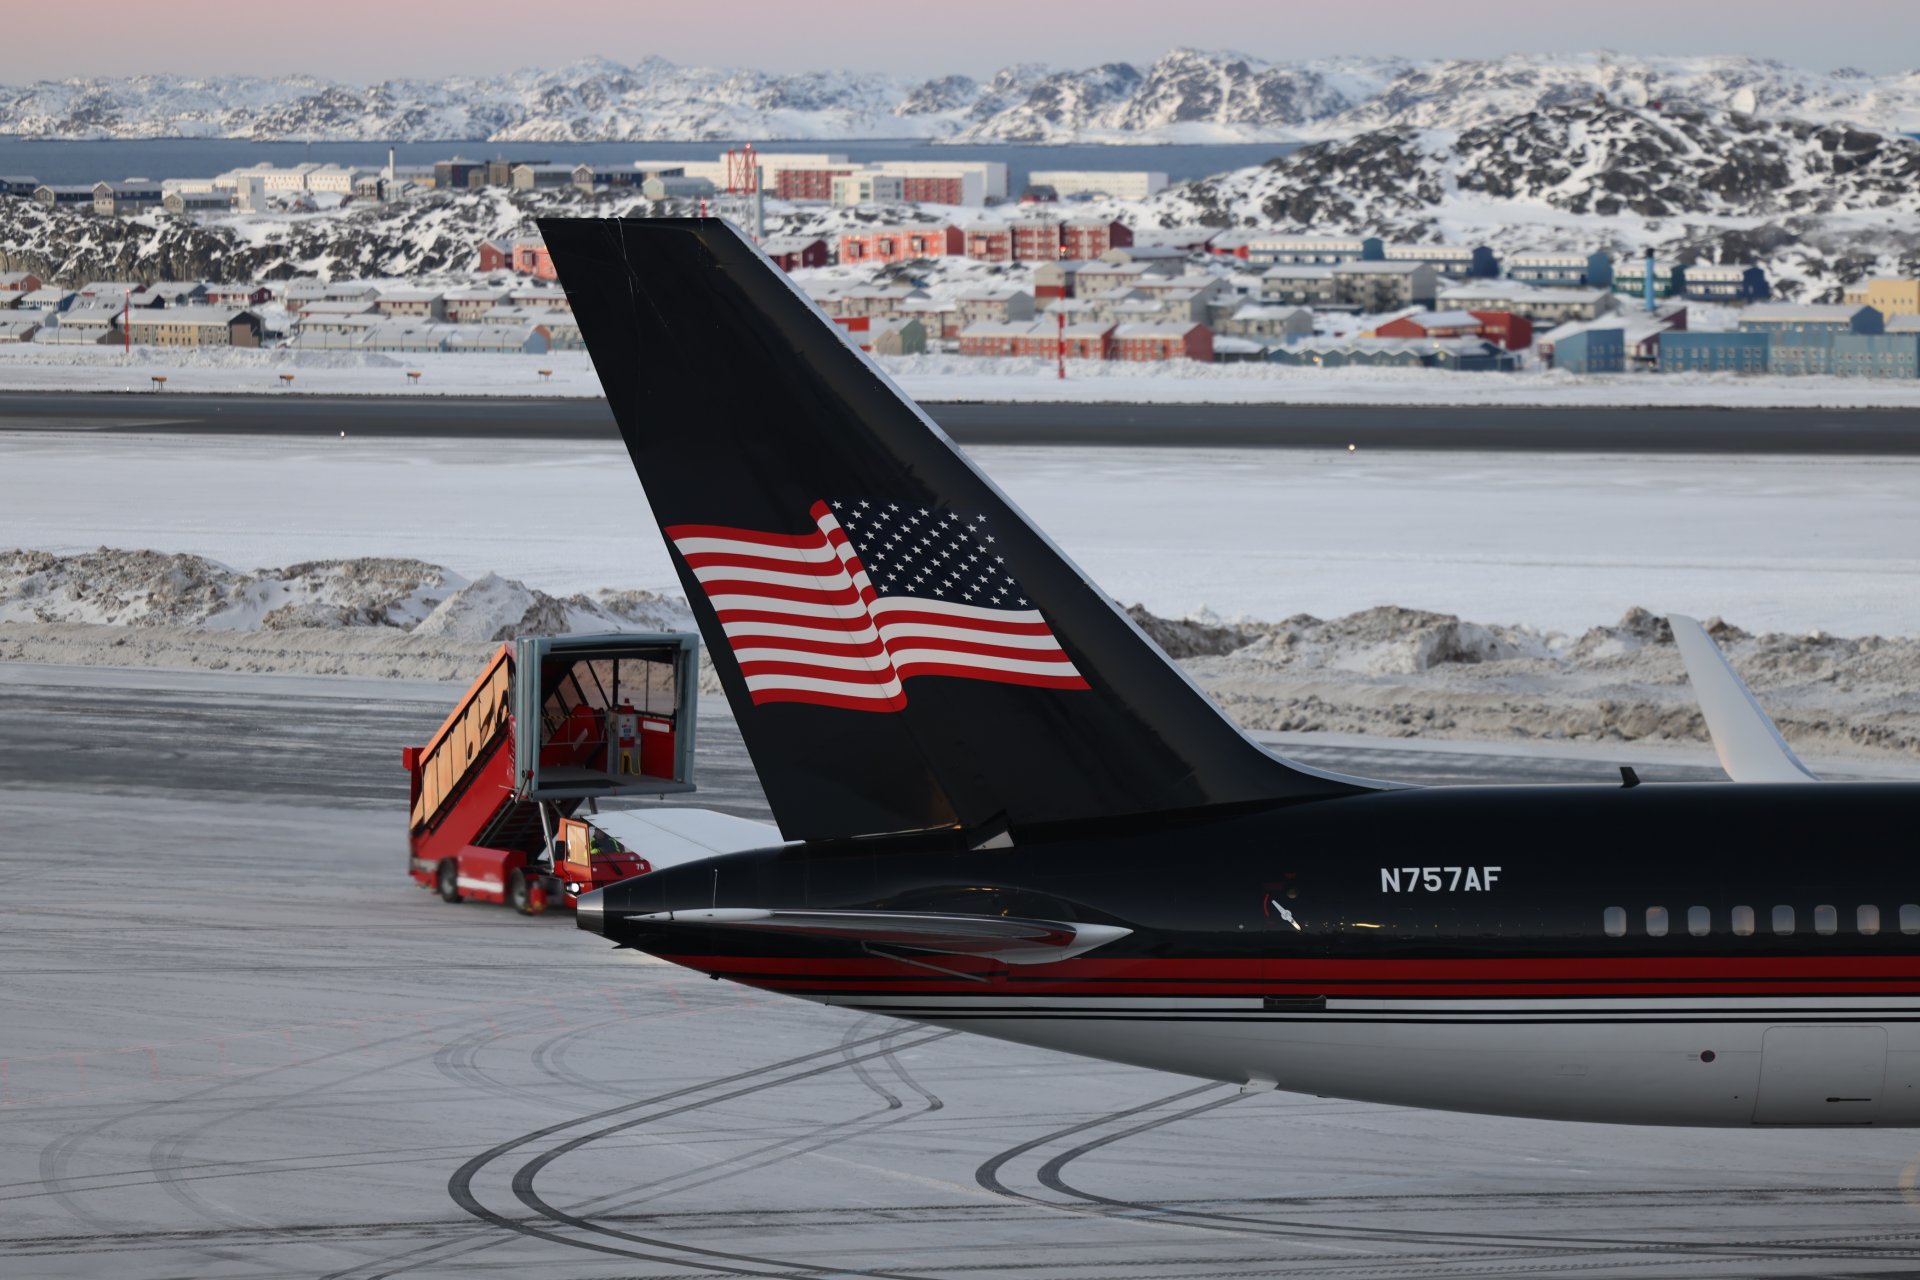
left=3, top=0, right=1911, bottom=81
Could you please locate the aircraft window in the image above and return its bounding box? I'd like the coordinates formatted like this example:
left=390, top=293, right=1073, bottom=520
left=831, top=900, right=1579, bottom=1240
left=1772, top=905, right=1795, bottom=936
left=1902, top=904, right=1920, bottom=935
left=1688, top=906, right=1710, bottom=936
left=1646, top=907, right=1669, bottom=937
left=1814, top=905, right=1837, bottom=936
left=1859, top=905, right=1882, bottom=936
left=1603, top=906, right=1626, bottom=938
left=1732, top=906, right=1755, bottom=937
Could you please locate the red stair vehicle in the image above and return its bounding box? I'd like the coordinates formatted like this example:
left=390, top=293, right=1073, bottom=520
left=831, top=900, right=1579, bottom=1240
left=403, top=633, right=700, bottom=914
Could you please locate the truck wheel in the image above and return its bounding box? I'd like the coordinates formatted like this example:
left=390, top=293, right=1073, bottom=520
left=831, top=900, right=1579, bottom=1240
left=508, top=869, right=536, bottom=915
left=437, top=859, right=463, bottom=903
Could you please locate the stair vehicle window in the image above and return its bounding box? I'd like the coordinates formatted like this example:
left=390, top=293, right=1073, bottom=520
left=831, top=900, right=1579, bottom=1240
left=1772, top=905, right=1794, bottom=936
left=1859, top=905, right=1881, bottom=936
left=1814, top=905, right=1837, bottom=936
left=1732, top=906, right=1755, bottom=937
left=1688, top=906, right=1710, bottom=936
left=1603, top=906, right=1626, bottom=938
left=1646, top=906, right=1669, bottom=938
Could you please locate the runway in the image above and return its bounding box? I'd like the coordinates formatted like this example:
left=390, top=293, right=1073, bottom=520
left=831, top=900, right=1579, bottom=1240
left=9, top=662, right=1920, bottom=1278
left=2, top=389, right=1918, bottom=453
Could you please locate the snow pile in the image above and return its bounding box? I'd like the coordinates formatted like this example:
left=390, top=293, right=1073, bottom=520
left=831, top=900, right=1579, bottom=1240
left=0, top=549, right=690, bottom=640
left=1163, top=603, right=1920, bottom=760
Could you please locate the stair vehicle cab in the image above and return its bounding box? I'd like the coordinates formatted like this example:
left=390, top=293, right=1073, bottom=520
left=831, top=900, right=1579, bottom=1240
left=402, top=633, right=700, bottom=914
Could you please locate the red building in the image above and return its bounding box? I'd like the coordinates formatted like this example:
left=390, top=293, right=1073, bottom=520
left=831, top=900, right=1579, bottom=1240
left=204, top=283, right=273, bottom=307
left=898, top=175, right=965, bottom=204
left=511, top=240, right=557, bottom=281
left=476, top=239, right=512, bottom=272
left=839, top=226, right=964, bottom=266
left=1011, top=320, right=1115, bottom=360
left=1010, top=219, right=1062, bottom=261
left=1373, top=309, right=1534, bottom=352
left=1469, top=310, right=1533, bottom=351
left=773, top=167, right=856, bottom=201
left=963, top=225, right=1014, bottom=263
left=0, top=270, right=44, bottom=296
left=1112, top=322, right=1213, bottom=362
left=761, top=235, right=829, bottom=271
left=1061, top=219, right=1133, bottom=260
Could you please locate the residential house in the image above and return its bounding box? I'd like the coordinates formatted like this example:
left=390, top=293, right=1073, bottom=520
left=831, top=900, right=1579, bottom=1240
left=123, top=307, right=263, bottom=348
left=443, top=287, right=513, bottom=323
left=1111, top=322, right=1213, bottom=362
left=1382, top=243, right=1499, bottom=278
left=1438, top=281, right=1616, bottom=324
left=839, top=226, right=963, bottom=266
left=163, top=189, right=231, bottom=215
left=957, top=320, right=1041, bottom=357
left=1260, top=265, right=1339, bottom=307
left=1245, top=235, right=1382, bottom=266
left=446, top=325, right=551, bottom=355
left=203, top=283, right=273, bottom=308
left=1218, top=305, right=1314, bottom=342
left=1331, top=261, right=1438, bottom=311
left=1506, top=251, right=1614, bottom=288
left=1658, top=330, right=1770, bottom=373
left=376, top=289, right=448, bottom=321
left=1843, top=278, right=1920, bottom=319
left=761, top=235, right=829, bottom=271
left=956, top=288, right=1036, bottom=328
left=92, top=180, right=165, bottom=216
left=32, top=184, right=96, bottom=209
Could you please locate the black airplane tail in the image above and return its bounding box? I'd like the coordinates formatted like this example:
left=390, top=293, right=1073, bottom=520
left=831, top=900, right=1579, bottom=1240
left=539, top=217, right=1378, bottom=842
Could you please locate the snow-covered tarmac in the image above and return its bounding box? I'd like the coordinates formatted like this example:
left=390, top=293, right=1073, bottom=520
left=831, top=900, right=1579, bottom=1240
left=4, top=431, right=1919, bottom=635
left=11, top=664, right=1920, bottom=1280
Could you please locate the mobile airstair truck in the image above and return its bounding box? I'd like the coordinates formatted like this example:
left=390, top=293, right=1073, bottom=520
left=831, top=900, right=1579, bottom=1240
left=404, top=633, right=700, bottom=914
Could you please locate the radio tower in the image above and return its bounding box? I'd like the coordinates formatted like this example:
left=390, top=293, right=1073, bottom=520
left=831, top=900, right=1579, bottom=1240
left=720, top=143, right=765, bottom=242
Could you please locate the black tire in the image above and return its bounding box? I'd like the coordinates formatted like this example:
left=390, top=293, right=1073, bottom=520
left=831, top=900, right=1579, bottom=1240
left=437, top=859, right=463, bottom=903
left=508, top=869, right=532, bottom=915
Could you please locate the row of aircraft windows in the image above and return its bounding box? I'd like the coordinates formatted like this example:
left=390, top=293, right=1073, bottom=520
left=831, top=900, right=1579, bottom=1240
left=1602, top=904, right=1920, bottom=938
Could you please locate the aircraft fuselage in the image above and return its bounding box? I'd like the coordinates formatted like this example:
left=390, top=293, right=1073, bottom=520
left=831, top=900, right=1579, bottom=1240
left=586, top=781, right=1920, bottom=1127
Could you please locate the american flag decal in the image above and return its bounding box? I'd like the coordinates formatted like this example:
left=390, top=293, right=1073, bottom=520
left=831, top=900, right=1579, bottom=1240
left=666, top=500, right=1089, bottom=712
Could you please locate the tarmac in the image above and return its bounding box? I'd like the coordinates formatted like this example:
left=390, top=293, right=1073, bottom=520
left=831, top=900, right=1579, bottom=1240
left=11, top=661, right=1920, bottom=1278
left=3, top=389, right=1920, bottom=452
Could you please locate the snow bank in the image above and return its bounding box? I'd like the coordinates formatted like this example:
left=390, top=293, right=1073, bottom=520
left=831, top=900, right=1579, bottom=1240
left=4, top=344, right=1915, bottom=409
left=1, top=548, right=1914, bottom=764
left=0, top=548, right=690, bottom=640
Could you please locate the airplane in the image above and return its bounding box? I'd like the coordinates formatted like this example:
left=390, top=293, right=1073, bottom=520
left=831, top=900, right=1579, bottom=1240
left=539, top=216, right=1917, bottom=1129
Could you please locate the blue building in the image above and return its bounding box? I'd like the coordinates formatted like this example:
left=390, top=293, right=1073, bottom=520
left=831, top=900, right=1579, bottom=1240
left=0, top=175, right=39, bottom=198
left=1660, top=331, right=1770, bottom=373
left=1553, top=327, right=1625, bottom=373
left=1508, top=251, right=1614, bottom=288
left=1832, top=333, right=1920, bottom=378
left=1681, top=263, right=1771, bottom=303
left=1743, top=304, right=1885, bottom=375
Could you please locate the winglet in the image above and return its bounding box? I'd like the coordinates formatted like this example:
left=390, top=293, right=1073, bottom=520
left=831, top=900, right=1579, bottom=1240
left=1667, top=614, right=1818, bottom=784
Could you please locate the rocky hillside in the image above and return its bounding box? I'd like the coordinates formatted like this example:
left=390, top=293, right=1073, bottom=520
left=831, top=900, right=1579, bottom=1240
left=0, top=50, right=1915, bottom=143
left=1147, top=102, right=1920, bottom=299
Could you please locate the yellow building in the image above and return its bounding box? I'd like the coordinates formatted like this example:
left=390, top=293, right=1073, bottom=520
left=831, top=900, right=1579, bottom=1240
left=1842, top=278, right=1920, bottom=318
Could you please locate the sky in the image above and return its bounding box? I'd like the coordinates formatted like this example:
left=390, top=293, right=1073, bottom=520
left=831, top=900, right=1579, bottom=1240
left=1, top=0, right=1913, bottom=82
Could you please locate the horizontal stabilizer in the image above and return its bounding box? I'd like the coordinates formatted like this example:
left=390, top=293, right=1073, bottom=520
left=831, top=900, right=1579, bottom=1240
left=1667, top=614, right=1818, bottom=784
left=625, top=907, right=1131, bottom=965
left=585, top=808, right=789, bottom=872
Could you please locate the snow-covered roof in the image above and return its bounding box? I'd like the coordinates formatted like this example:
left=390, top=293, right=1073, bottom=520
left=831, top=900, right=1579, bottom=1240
left=959, top=320, right=1043, bottom=337
left=1294, top=337, right=1501, bottom=356
left=378, top=289, right=446, bottom=303
left=760, top=234, right=824, bottom=253
left=1333, top=261, right=1431, bottom=275
left=1441, top=281, right=1609, bottom=303
left=1231, top=304, right=1311, bottom=320
left=1886, top=315, right=1920, bottom=333
left=1739, top=303, right=1874, bottom=323
left=128, top=306, right=252, bottom=326
left=1680, top=263, right=1760, bottom=280
left=1212, top=336, right=1267, bottom=354
left=1261, top=265, right=1336, bottom=279
left=0, top=272, right=39, bottom=288
left=1114, top=321, right=1205, bottom=337
left=1398, top=310, right=1484, bottom=328
left=957, top=286, right=1030, bottom=302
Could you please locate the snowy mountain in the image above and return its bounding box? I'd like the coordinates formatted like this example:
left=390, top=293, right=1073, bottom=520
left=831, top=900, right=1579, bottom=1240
left=0, top=50, right=1915, bottom=143
left=1145, top=101, right=1920, bottom=299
